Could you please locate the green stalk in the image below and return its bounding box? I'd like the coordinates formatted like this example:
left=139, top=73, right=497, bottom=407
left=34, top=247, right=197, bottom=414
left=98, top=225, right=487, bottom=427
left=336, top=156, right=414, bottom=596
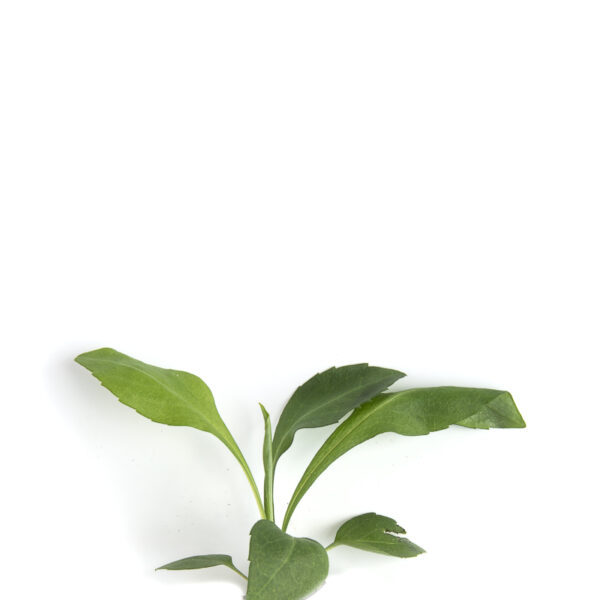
left=260, top=404, right=275, bottom=522
left=235, top=451, right=266, bottom=519
left=230, top=565, right=249, bottom=581
left=281, top=495, right=294, bottom=532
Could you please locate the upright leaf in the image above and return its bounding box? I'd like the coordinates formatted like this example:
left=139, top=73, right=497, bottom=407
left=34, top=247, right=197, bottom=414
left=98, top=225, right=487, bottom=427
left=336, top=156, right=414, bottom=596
left=157, top=554, right=247, bottom=579
left=283, top=387, right=525, bottom=530
left=247, top=520, right=328, bottom=600
left=272, top=364, right=405, bottom=464
left=260, top=404, right=275, bottom=522
left=329, top=513, right=425, bottom=558
left=75, top=348, right=265, bottom=517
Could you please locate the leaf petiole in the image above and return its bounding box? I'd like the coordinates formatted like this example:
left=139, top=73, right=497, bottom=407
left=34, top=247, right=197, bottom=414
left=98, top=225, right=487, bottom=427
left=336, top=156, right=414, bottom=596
left=231, top=566, right=249, bottom=581
left=234, top=452, right=267, bottom=520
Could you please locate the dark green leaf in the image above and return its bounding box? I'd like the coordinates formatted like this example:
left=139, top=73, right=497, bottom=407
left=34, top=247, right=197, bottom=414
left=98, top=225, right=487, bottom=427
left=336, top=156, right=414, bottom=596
left=330, top=513, right=425, bottom=558
left=283, top=387, right=525, bottom=530
left=157, top=554, right=247, bottom=579
left=247, top=520, right=328, bottom=600
left=272, top=364, right=405, bottom=464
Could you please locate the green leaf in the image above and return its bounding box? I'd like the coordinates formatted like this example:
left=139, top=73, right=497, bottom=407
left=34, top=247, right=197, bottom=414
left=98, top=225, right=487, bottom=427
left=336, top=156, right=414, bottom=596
left=75, top=348, right=266, bottom=517
left=76, top=348, right=231, bottom=437
left=283, top=387, right=525, bottom=530
left=247, top=520, right=329, bottom=600
left=260, top=404, right=275, bottom=522
left=457, top=391, right=527, bottom=429
left=157, top=554, right=247, bottom=579
left=329, top=513, right=425, bottom=558
left=272, top=364, right=405, bottom=464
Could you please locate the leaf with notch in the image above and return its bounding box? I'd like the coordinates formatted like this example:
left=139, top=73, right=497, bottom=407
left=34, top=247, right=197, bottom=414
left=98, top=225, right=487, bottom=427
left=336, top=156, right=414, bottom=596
left=247, top=520, right=329, bottom=600
left=271, top=364, right=405, bottom=464
left=329, top=513, right=425, bottom=557
left=283, top=387, right=525, bottom=529
left=157, top=554, right=247, bottom=579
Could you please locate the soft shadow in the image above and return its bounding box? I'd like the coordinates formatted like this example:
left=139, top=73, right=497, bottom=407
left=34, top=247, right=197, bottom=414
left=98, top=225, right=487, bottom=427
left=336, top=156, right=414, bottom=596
left=48, top=348, right=254, bottom=592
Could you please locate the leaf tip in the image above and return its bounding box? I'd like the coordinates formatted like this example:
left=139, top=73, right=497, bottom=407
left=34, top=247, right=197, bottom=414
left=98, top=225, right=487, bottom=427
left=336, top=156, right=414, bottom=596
left=259, top=403, right=269, bottom=420
left=74, top=347, right=116, bottom=366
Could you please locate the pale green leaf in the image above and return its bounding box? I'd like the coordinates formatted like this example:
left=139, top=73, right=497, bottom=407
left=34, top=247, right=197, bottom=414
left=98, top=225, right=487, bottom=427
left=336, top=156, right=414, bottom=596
left=75, top=348, right=265, bottom=517
left=272, top=364, right=405, bottom=464
left=329, top=513, right=424, bottom=558
left=260, top=404, right=275, bottom=522
left=247, top=520, right=328, bottom=600
left=283, top=387, right=525, bottom=530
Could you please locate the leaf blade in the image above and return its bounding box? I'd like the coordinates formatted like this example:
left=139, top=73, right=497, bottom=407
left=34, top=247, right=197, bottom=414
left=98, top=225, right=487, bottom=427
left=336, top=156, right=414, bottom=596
left=247, top=520, right=329, bottom=600
left=75, top=348, right=232, bottom=437
left=260, top=404, right=275, bottom=522
left=75, top=347, right=266, bottom=517
left=331, top=513, right=425, bottom=558
left=272, top=364, right=405, bottom=464
left=157, top=554, right=245, bottom=577
left=283, top=387, right=525, bottom=530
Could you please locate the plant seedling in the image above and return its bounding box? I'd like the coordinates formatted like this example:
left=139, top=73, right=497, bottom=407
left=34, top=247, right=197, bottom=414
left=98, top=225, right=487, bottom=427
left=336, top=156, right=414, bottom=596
left=75, top=348, right=526, bottom=600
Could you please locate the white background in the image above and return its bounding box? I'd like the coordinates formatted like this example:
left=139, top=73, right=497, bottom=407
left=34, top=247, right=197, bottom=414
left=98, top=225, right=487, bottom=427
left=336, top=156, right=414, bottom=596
left=1, top=2, right=598, bottom=599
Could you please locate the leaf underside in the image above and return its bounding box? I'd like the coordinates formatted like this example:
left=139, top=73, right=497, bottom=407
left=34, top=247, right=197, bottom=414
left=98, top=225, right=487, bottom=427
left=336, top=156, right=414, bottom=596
left=272, top=364, right=405, bottom=464
left=247, top=520, right=329, bottom=600
left=332, top=513, right=425, bottom=557
left=284, top=387, right=525, bottom=528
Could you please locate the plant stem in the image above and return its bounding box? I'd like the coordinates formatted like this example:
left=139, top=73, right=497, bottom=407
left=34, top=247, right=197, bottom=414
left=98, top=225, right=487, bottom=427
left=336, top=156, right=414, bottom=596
left=260, top=404, right=275, bottom=522
left=235, top=453, right=266, bottom=519
left=230, top=565, right=248, bottom=581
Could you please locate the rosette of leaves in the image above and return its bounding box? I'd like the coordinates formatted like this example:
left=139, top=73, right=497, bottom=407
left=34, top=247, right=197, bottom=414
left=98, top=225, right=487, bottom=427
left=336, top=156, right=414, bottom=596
left=76, top=348, right=526, bottom=600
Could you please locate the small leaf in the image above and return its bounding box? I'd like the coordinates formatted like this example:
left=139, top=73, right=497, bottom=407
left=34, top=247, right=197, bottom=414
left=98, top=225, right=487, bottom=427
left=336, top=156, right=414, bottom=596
left=260, top=404, right=275, bottom=522
left=272, top=364, right=405, bottom=464
left=157, top=554, right=246, bottom=578
left=330, top=513, right=425, bottom=558
left=247, top=520, right=329, bottom=600
left=283, top=387, right=525, bottom=529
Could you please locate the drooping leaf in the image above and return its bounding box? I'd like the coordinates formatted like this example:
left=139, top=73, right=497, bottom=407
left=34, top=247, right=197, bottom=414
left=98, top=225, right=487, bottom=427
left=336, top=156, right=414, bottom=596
left=329, top=513, right=425, bottom=558
left=75, top=348, right=266, bottom=517
left=157, top=554, right=247, bottom=579
left=247, top=520, right=328, bottom=600
left=272, top=364, right=405, bottom=464
left=283, top=387, right=525, bottom=530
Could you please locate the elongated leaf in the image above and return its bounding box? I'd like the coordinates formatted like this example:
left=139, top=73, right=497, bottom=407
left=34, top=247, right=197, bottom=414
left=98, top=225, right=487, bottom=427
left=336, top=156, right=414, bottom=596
left=283, top=387, right=525, bottom=530
left=76, top=348, right=235, bottom=442
left=75, top=348, right=266, bottom=517
left=157, top=554, right=246, bottom=578
left=272, top=364, right=405, bottom=464
left=260, top=404, right=275, bottom=521
left=247, top=520, right=328, bottom=600
left=329, top=513, right=424, bottom=557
